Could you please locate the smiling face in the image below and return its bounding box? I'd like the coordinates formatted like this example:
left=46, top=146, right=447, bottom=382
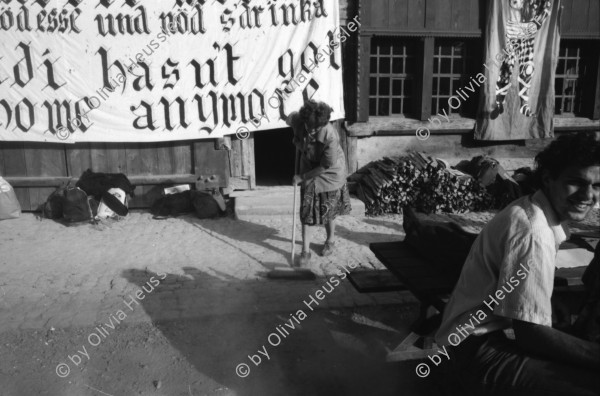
left=542, top=166, right=600, bottom=222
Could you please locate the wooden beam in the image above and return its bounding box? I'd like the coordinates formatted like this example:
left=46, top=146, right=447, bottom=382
left=357, top=34, right=372, bottom=122
left=359, top=28, right=482, bottom=37
left=5, top=174, right=197, bottom=187
left=417, top=37, right=434, bottom=121
left=594, top=51, right=600, bottom=120
left=346, top=116, right=600, bottom=137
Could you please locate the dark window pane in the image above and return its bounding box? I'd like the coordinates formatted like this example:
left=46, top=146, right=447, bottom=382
left=368, top=37, right=420, bottom=116
left=441, top=58, right=451, bottom=73
left=452, top=79, right=461, bottom=93
left=379, top=78, right=390, bottom=95
left=369, top=98, right=377, bottom=116
left=432, top=77, right=439, bottom=95
left=564, top=98, right=573, bottom=112
left=566, top=59, right=577, bottom=75
left=453, top=58, right=463, bottom=74
left=405, top=59, right=415, bottom=74
left=403, top=100, right=412, bottom=114
left=404, top=79, right=413, bottom=96
left=392, top=79, right=403, bottom=95
left=552, top=41, right=595, bottom=116
left=370, top=57, right=377, bottom=73
left=441, top=45, right=452, bottom=55
left=378, top=99, right=390, bottom=115
left=433, top=57, right=439, bottom=73
left=392, top=98, right=402, bottom=114
left=379, top=57, right=390, bottom=73
left=566, top=79, right=575, bottom=94
left=453, top=43, right=464, bottom=56
left=555, top=78, right=563, bottom=94
left=431, top=99, right=438, bottom=115
left=440, top=78, right=450, bottom=95
left=392, top=58, right=403, bottom=74
left=370, top=77, right=377, bottom=95
left=555, top=98, right=562, bottom=114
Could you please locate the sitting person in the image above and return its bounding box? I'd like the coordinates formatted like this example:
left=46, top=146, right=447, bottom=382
left=286, top=100, right=351, bottom=266
left=435, top=132, right=600, bottom=395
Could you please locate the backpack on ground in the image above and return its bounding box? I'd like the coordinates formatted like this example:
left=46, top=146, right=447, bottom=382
left=192, top=190, right=224, bottom=219
left=62, top=187, right=93, bottom=223
left=41, top=184, right=69, bottom=219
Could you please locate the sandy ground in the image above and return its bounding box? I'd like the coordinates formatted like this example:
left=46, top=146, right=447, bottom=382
left=0, top=210, right=455, bottom=396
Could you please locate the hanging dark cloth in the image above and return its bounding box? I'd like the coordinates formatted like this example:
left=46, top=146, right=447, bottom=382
left=475, top=0, right=561, bottom=140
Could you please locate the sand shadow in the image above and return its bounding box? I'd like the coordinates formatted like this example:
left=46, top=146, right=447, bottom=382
left=180, top=215, right=299, bottom=269
left=121, top=267, right=445, bottom=396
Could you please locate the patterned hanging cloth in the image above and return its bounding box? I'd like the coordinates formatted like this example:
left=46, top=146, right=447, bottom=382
left=475, top=0, right=561, bottom=140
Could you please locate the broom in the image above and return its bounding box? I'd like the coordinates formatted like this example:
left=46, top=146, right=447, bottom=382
left=266, top=147, right=316, bottom=280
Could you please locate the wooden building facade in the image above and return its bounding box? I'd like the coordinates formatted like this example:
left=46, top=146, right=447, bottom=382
left=1, top=0, right=599, bottom=211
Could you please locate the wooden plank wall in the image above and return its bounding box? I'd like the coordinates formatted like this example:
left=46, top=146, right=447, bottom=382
left=561, top=0, right=600, bottom=38
left=228, top=136, right=256, bottom=191
left=360, top=0, right=600, bottom=37
left=0, top=141, right=231, bottom=210
left=361, top=0, right=482, bottom=34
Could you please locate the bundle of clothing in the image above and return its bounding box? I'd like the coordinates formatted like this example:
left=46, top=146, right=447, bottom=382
left=41, top=169, right=135, bottom=223
left=150, top=187, right=226, bottom=220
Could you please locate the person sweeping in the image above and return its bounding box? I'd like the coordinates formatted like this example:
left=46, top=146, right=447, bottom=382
left=286, top=100, right=352, bottom=267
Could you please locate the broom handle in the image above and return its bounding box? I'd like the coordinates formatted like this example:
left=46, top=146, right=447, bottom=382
left=291, top=148, right=300, bottom=265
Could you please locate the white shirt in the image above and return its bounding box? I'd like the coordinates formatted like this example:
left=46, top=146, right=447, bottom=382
left=435, top=190, right=569, bottom=347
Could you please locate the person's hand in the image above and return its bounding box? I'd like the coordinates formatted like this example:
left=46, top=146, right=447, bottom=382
left=292, top=175, right=303, bottom=186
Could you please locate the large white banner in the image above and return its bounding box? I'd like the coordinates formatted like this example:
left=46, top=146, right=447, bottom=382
left=0, top=0, right=346, bottom=143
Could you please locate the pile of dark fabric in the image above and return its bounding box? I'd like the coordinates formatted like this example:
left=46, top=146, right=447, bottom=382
left=150, top=189, right=226, bottom=219
left=41, top=169, right=135, bottom=223
left=355, top=152, right=527, bottom=216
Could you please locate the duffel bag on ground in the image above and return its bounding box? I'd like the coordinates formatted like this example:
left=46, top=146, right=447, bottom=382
left=150, top=190, right=194, bottom=218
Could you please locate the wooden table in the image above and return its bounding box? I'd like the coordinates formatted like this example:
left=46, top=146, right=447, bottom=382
left=369, top=240, right=589, bottom=362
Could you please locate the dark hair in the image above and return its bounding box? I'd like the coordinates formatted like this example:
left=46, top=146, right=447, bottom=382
left=298, top=100, right=333, bottom=128
left=533, top=132, right=600, bottom=188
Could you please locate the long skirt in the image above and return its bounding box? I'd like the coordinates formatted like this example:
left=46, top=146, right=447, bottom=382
left=300, top=181, right=352, bottom=226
